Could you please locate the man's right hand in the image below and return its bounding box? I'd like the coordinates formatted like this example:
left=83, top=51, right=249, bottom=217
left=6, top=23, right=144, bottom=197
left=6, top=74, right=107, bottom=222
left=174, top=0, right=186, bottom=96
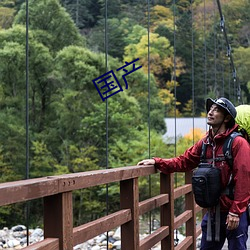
left=137, top=159, right=155, bottom=166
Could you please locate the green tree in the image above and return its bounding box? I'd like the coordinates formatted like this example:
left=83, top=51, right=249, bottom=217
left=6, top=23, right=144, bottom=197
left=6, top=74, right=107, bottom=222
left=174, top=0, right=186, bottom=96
left=0, top=112, right=26, bottom=181
left=87, top=17, right=135, bottom=60
left=30, top=141, right=57, bottom=177
left=0, top=24, right=56, bottom=132
left=14, top=0, right=84, bottom=52
left=234, top=46, right=250, bottom=102
left=148, top=5, right=174, bottom=33
left=0, top=6, right=15, bottom=29
left=124, top=27, right=185, bottom=117
left=0, top=26, right=55, bottom=132
left=0, top=38, right=27, bottom=180
left=61, top=0, right=101, bottom=29
left=124, top=32, right=176, bottom=78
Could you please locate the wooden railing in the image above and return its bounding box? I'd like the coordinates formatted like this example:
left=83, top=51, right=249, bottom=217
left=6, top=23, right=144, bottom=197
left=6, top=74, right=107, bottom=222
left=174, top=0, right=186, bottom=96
left=0, top=165, right=203, bottom=250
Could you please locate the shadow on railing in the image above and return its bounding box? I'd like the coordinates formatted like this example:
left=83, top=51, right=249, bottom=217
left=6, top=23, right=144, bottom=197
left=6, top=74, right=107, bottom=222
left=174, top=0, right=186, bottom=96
left=0, top=165, right=204, bottom=250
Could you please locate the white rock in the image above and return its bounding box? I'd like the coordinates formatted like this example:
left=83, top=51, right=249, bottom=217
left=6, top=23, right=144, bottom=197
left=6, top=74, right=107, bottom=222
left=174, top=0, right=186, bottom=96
left=100, top=240, right=108, bottom=246
left=14, top=245, right=23, bottom=249
left=92, top=245, right=101, bottom=250
left=7, top=239, right=20, bottom=247
left=107, top=231, right=114, bottom=237
left=11, top=225, right=26, bottom=232
left=95, top=234, right=106, bottom=243
left=13, top=231, right=25, bottom=238
left=0, top=230, right=7, bottom=238
left=73, top=243, right=86, bottom=249
left=176, top=231, right=185, bottom=242
left=87, top=238, right=95, bottom=245
left=113, top=240, right=121, bottom=249
left=31, top=228, right=43, bottom=237
left=113, top=227, right=120, bottom=240
left=20, top=237, right=27, bottom=245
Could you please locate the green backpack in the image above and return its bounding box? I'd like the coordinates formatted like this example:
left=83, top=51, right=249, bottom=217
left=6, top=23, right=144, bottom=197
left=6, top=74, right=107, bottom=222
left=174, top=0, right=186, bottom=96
left=235, top=105, right=250, bottom=142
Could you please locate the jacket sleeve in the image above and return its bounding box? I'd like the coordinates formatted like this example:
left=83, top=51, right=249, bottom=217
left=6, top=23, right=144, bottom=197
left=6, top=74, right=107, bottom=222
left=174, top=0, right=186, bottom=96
left=229, top=136, right=250, bottom=215
left=153, top=140, right=203, bottom=174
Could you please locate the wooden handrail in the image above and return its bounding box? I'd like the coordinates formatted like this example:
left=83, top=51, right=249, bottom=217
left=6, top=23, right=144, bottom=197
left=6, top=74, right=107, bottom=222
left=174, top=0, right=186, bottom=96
left=0, top=165, right=203, bottom=250
left=73, top=209, right=132, bottom=245
left=0, top=165, right=155, bottom=206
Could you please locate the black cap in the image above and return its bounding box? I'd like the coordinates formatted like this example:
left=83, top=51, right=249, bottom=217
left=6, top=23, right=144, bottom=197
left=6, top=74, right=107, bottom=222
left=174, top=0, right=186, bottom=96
left=206, top=97, right=237, bottom=119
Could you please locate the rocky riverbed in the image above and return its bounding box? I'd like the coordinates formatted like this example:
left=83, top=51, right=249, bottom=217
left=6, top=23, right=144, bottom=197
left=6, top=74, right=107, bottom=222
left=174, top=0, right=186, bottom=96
left=0, top=225, right=43, bottom=249
left=0, top=225, right=187, bottom=249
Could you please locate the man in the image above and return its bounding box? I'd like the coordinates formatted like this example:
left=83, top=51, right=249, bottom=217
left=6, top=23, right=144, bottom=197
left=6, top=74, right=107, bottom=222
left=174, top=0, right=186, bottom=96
left=138, top=97, right=250, bottom=250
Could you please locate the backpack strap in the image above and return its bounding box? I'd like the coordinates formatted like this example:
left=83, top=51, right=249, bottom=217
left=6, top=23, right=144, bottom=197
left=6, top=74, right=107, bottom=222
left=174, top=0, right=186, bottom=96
left=223, top=131, right=242, bottom=169
left=201, top=141, right=225, bottom=163
left=200, top=141, right=221, bottom=242
left=200, top=142, right=208, bottom=163
left=223, top=132, right=242, bottom=200
left=201, top=131, right=242, bottom=166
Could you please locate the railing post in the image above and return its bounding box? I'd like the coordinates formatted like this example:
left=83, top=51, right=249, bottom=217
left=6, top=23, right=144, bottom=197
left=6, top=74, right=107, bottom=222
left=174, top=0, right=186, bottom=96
left=185, top=171, right=196, bottom=250
left=120, top=178, right=139, bottom=250
left=44, top=192, right=73, bottom=250
left=160, top=173, right=174, bottom=250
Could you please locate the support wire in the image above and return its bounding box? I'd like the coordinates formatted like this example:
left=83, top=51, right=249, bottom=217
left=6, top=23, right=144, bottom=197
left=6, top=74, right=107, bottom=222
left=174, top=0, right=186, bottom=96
left=203, top=0, right=207, bottom=97
left=216, top=0, right=242, bottom=103
left=105, top=0, right=109, bottom=248
left=172, top=0, right=179, bottom=245
left=25, top=0, right=30, bottom=245
left=213, top=0, right=217, bottom=95
left=147, top=0, right=152, bottom=234
left=191, top=0, right=195, bottom=144
left=173, top=1, right=177, bottom=157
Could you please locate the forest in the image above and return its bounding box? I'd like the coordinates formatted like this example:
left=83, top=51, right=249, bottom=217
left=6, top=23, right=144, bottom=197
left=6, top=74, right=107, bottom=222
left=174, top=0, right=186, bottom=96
left=0, top=0, right=249, bottom=228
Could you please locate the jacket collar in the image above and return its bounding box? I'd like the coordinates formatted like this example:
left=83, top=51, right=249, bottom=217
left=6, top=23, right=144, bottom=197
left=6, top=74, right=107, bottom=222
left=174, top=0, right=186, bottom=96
left=207, top=124, right=239, bottom=143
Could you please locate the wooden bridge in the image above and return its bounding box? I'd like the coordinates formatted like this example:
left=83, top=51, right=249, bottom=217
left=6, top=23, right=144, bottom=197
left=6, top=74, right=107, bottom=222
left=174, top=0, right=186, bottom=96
left=0, top=165, right=204, bottom=250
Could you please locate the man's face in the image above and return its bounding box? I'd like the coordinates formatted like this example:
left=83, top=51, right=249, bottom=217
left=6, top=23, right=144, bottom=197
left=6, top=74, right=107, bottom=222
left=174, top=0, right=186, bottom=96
left=207, top=104, right=226, bottom=127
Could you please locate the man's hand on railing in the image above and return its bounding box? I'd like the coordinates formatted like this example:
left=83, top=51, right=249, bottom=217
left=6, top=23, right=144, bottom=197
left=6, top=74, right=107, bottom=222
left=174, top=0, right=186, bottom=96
left=137, top=159, right=155, bottom=166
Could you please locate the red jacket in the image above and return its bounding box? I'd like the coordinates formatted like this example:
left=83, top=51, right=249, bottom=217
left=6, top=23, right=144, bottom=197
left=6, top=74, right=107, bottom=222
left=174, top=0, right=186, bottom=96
left=154, top=124, right=250, bottom=216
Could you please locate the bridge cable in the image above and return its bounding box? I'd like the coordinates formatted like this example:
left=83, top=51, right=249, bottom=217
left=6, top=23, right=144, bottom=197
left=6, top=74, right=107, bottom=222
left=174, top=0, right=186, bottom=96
left=104, top=0, right=109, bottom=248
left=25, top=0, right=30, bottom=245
left=191, top=0, right=195, bottom=144
left=213, top=0, right=218, bottom=96
left=172, top=0, right=179, bottom=245
left=172, top=0, right=177, bottom=178
left=147, top=0, right=152, bottom=234
left=216, top=0, right=242, bottom=104
left=218, top=25, right=225, bottom=96
left=203, top=0, right=207, bottom=98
